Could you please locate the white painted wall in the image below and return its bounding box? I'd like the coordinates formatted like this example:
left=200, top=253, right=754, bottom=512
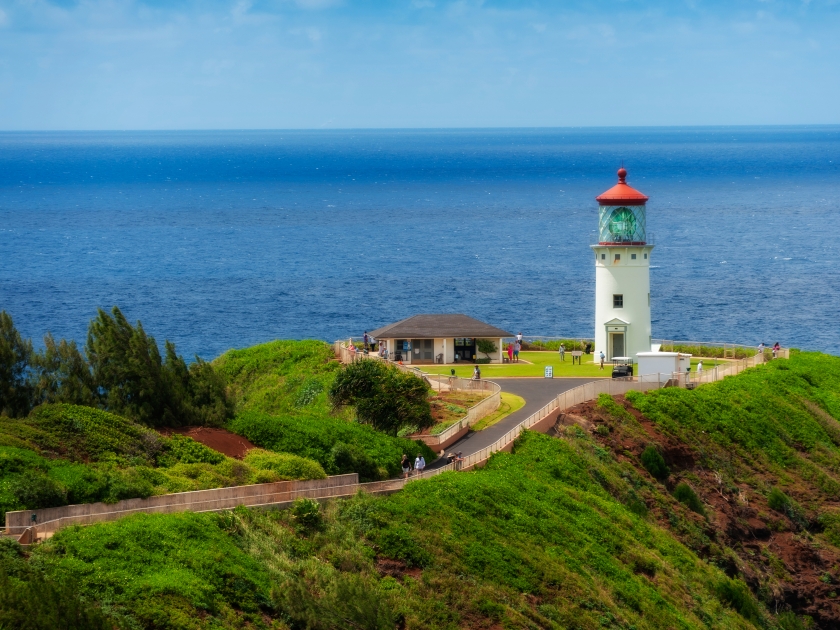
left=592, top=244, right=654, bottom=360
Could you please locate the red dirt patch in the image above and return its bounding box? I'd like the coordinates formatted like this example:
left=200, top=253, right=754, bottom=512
left=158, top=426, right=257, bottom=459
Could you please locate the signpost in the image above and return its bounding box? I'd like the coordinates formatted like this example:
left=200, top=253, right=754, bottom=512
left=544, top=365, right=553, bottom=379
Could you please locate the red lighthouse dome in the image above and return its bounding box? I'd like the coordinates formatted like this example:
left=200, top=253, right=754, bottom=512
left=596, top=167, right=649, bottom=206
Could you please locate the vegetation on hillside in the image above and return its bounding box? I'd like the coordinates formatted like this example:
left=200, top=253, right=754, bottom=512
left=0, top=404, right=324, bottom=524
left=4, top=351, right=840, bottom=628
left=216, top=341, right=435, bottom=480
left=2, top=430, right=770, bottom=630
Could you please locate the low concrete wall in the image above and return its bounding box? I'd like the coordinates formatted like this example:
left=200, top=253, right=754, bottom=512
left=5, top=474, right=358, bottom=535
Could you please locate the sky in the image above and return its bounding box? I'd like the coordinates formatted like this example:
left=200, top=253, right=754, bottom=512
left=0, top=0, right=838, bottom=129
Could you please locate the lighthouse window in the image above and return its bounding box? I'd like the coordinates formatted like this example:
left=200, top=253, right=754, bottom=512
left=631, top=253, right=637, bottom=260
left=601, top=254, right=605, bottom=260
left=613, top=294, right=624, bottom=308
left=614, top=254, right=620, bottom=261
left=644, top=253, right=648, bottom=259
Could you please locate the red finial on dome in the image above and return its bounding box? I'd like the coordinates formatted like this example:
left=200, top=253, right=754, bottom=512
left=617, top=167, right=627, bottom=183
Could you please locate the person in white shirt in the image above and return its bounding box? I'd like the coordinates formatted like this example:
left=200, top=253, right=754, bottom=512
left=414, top=455, right=422, bottom=475
left=697, top=361, right=703, bottom=375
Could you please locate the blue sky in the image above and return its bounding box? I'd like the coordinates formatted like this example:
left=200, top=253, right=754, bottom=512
left=0, top=0, right=837, bottom=129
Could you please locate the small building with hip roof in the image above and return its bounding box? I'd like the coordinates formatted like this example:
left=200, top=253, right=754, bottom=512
left=370, top=314, right=512, bottom=365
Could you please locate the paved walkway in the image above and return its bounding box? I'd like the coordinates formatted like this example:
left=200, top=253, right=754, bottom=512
left=429, top=377, right=598, bottom=468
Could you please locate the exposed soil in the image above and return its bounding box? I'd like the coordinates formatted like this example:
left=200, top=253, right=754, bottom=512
left=559, top=395, right=840, bottom=627
left=158, top=426, right=257, bottom=460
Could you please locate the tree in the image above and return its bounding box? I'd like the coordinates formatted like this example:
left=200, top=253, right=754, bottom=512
left=476, top=339, right=498, bottom=361
left=0, top=311, right=33, bottom=417
left=329, top=359, right=433, bottom=436
left=31, top=333, right=96, bottom=407
left=86, top=306, right=171, bottom=425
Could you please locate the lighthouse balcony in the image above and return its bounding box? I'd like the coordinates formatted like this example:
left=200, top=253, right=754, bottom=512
left=590, top=232, right=654, bottom=246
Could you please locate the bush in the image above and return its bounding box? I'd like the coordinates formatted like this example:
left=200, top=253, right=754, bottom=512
left=715, top=577, right=764, bottom=625
left=228, top=411, right=433, bottom=479
left=640, top=445, right=669, bottom=481
left=158, top=434, right=225, bottom=466
left=329, top=442, right=381, bottom=481
left=673, top=482, right=705, bottom=515
left=10, top=472, right=67, bottom=509
left=243, top=449, right=326, bottom=480
left=291, top=497, right=323, bottom=531
left=329, top=359, right=433, bottom=436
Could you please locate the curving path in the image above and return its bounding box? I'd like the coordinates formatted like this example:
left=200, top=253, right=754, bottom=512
left=429, top=377, right=600, bottom=467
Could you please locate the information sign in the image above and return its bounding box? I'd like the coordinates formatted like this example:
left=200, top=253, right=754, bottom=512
left=544, top=365, right=553, bottom=378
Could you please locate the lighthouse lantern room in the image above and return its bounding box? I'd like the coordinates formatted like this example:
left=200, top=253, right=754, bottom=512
left=592, top=168, right=653, bottom=362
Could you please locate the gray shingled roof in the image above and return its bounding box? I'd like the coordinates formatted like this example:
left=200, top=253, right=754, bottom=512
left=369, top=314, right=513, bottom=339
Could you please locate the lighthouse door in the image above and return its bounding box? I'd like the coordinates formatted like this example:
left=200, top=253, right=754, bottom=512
left=610, top=333, right=625, bottom=360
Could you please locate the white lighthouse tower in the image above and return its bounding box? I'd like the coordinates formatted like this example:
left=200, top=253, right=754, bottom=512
left=592, top=168, right=653, bottom=362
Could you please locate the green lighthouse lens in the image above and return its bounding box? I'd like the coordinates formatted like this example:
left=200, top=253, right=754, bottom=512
left=608, top=207, right=637, bottom=240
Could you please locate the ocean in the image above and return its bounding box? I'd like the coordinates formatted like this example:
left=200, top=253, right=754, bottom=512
left=1, top=127, right=838, bottom=359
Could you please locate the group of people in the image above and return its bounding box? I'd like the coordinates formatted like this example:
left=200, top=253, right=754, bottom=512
left=506, top=332, right=524, bottom=362
left=400, top=453, right=427, bottom=479
left=759, top=342, right=782, bottom=359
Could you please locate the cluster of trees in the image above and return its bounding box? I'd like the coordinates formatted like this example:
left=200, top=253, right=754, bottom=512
left=328, top=359, right=433, bottom=436
left=0, top=307, right=231, bottom=427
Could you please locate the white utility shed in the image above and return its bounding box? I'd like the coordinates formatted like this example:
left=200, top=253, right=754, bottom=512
left=636, top=351, right=692, bottom=382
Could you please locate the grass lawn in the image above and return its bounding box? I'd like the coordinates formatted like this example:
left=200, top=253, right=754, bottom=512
left=471, top=392, right=526, bottom=431
left=419, top=352, right=729, bottom=379
left=420, top=351, right=608, bottom=377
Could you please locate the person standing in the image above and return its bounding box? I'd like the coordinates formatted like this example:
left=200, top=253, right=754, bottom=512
left=559, top=343, right=565, bottom=362
left=414, top=455, right=422, bottom=476
left=516, top=331, right=523, bottom=346
left=418, top=455, right=426, bottom=474
left=773, top=342, right=780, bottom=359
left=697, top=361, right=703, bottom=376
left=758, top=342, right=765, bottom=363
left=472, top=365, right=481, bottom=380
left=599, top=350, right=605, bottom=370
left=401, top=454, right=410, bottom=479
left=363, top=331, right=369, bottom=351
left=507, top=342, right=513, bottom=362
left=513, top=341, right=520, bottom=362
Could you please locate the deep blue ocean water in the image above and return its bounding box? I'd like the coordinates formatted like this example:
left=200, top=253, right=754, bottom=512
left=1, top=127, right=838, bottom=359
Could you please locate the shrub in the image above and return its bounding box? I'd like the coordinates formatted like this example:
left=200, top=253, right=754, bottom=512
left=715, top=577, right=764, bottom=625
left=329, top=359, right=433, bottom=436
left=330, top=442, right=382, bottom=481
left=10, top=472, right=67, bottom=509
left=158, top=434, right=225, bottom=466
left=673, top=482, right=705, bottom=515
left=476, top=339, right=498, bottom=361
left=768, top=487, right=809, bottom=530
left=640, top=445, right=669, bottom=481
left=291, top=497, right=323, bottom=531
left=243, top=449, right=326, bottom=480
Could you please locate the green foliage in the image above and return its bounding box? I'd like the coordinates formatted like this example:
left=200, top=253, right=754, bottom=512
left=30, top=333, right=96, bottom=408
left=290, top=497, right=323, bottom=531
left=159, top=434, right=226, bottom=465
left=641, top=444, right=670, bottom=480
left=0, top=539, right=110, bottom=630
left=243, top=449, right=326, bottom=480
left=32, top=511, right=274, bottom=627
left=597, top=392, right=635, bottom=422
left=673, top=482, right=706, bottom=515
left=229, top=411, right=432, bottom=481
left=329, top=359, right=434, bottom=436
left=86, top=306, right=232, bottom=427
left=274, top=571, right=396, bottom=630
left=0, top=311, right=33, bottom=418
left=476, top=338, right=498, bottom=360
left=626, top=352, right=840, bottom=499
left=715, top=577, right=765, bottom=626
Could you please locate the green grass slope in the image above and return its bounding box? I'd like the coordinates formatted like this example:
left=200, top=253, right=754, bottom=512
left=2, top=429, right=782, bottom=630
left=215, top=340, right=434, bottom=480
